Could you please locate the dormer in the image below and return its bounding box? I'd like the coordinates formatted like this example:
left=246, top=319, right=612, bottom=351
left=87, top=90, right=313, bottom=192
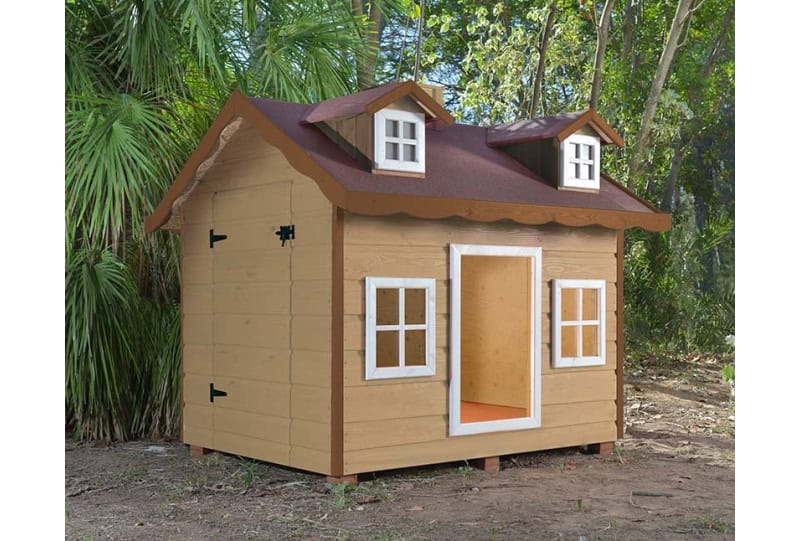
left=487, top=110, right=624, bottom=191
left=300, top=81, right=453, bottom=177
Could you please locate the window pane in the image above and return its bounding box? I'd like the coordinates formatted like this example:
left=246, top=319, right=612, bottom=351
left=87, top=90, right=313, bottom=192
left=561, top=326, right=578, bottom=357
left=385, top=119, right=399, bottom=137
left=403, top=144, right=416, bottom=162
left=376, top=288, right=399, bottom=325
left=587, top=145, right=594, bottom=160
left=386, top=142, right=399, bottom=160
left=582, top=288, right=598, bottom=320
left=376, top=331, right=400, bottom=367
left=405, top=288, right=426, bottom=324
left=581, top=144, right=590, bottom=160
left=403, top=121, right=416, bottom=140
left=572, top=143, right=580, bottom=159
left=560, top=288, right=579, bottom=321
left=581, top=163, right=591, bottom=179
left=582, top=325, right=599, bottom=357
left=573, top=163, right=580, bottom=179
left=405, top=330, right=427, bottom=366
left=587, top=164, right=594, bottom=180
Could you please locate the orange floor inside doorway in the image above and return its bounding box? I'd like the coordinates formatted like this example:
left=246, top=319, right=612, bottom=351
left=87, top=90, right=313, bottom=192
left=460, top=401, right=528, bottom=423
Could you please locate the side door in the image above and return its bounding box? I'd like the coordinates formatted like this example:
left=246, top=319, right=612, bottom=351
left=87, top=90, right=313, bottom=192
left=209, top=182, right=293, bottom=462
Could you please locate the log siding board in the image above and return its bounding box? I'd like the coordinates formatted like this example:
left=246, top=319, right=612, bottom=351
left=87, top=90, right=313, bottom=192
left=344, top=421, right=616, bottom=474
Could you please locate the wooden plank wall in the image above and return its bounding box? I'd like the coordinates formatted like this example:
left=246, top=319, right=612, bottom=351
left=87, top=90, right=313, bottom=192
left=342, top=213, right=618, bottom=474
left=181, top=122, right=332, bottom=474
left=325, top=115, right=373, bottom=165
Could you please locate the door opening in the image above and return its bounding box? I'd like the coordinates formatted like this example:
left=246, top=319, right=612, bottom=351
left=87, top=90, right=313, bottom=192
left=449, top=244, right=541, bottom=436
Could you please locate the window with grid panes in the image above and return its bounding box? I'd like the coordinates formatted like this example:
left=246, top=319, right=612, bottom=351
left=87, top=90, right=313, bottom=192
left=559, top=134, right=600, bottom=189
left=374, top=109, right=425, bottom=173
left=364, top=277, right=436, bottom=379
left=551, top=279, right=606, bottom=367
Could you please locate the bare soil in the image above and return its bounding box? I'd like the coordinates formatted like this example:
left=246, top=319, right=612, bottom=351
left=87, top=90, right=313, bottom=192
left=66, top=356, right=734, bottom=540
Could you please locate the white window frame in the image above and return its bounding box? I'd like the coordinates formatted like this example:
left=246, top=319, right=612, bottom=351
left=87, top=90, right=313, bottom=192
left=374, top=109, right=425, bottom=173
left=448, top=244, right=542, bottom=436
left=365, top=277, right=436, bottom=380
left=551, top=279, right=607, bottom=368
left=559, top=133, right=601, bottom=190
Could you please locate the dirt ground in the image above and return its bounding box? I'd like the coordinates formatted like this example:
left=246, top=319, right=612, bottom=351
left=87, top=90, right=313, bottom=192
left=65, top=356, right=734, bottom=540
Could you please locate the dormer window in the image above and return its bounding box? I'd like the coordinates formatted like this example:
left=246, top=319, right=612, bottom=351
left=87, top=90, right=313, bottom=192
left=374, top=109, right=425, bottom=174
left=559, top=134, right=600, bottom=190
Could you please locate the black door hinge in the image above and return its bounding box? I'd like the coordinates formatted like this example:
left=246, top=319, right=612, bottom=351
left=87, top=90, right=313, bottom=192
left=275, top=224, right=295, bottom=246
left=210, top=383, right=227, bottom=403
left=209, top=229, right=228, bottom=248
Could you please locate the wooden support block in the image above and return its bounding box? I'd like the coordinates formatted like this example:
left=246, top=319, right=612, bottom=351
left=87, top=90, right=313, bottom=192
left=189, top=445, right=209, bottom=457
left=473, top=456, right=500, bottom=473
left=326, top=474, right=359, bottom=485
left=586, top=442, right=615, bottom=456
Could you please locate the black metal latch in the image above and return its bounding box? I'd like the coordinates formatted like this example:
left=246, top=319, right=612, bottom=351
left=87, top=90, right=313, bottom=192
left=275, top=224, right=295, bottom=246
left=209, top=229, right=228, bottom=248
left=209, top=383, right=227, bottom=403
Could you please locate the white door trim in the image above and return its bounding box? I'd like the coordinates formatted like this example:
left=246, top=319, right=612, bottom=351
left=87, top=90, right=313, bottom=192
left=448, top=243, right=542, bottom=437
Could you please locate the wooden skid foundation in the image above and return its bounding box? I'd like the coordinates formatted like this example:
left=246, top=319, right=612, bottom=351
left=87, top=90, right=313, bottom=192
left=472, top=456, right=500, bottom=473
left=326, top=474, right=359, bottom=485
left=586, top=441, right=615, bottom=455
left=189, top=445, right=210, bottom=457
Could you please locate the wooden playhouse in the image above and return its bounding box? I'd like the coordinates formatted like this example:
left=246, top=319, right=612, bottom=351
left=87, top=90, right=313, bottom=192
left=146, top=81, right=670, bottom=482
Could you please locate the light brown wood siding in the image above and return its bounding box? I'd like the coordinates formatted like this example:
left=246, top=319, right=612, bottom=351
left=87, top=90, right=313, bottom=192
left=323, top=113, right=374, bottom=168
left=180, top=122, right=332, bottom=473
left=342, top=213, right=618, bottom=474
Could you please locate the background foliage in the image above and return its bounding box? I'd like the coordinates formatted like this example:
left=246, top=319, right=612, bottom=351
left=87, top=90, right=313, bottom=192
left=65, top=0, right=734, bottom=440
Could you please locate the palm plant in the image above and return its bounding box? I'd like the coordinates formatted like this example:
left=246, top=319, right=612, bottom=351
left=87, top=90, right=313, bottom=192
left=66, top=0, right=369, bottom=440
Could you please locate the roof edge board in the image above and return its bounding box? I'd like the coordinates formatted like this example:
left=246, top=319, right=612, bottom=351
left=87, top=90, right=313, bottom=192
left=144, top=91, right=247, bottom=233
left=343, top=191, right=671, bottom=232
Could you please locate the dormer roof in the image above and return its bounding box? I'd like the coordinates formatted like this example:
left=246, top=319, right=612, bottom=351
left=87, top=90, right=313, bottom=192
left=301, top=80, right=454, bottom=125
left=487, top=110, right=624, bottom=148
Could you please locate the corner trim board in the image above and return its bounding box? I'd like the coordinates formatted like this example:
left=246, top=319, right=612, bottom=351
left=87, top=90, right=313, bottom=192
left=616, top=230, right=625, bottom=439
left=331, top=206, right=345, bottom=476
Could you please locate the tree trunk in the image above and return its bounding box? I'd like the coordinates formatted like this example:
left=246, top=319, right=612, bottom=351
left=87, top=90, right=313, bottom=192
left=627, top=0, right=695, bottom=188
left=622, top=0, right=637, bottom=61
left=589, top=0, right=617, bottom=110
left=352, top=0, right=383, bottom=89
left=659, top=5, right=733, bottom=210
left=530, top=2, right=557, bottom=118
left=661, top=139, right=687, bottom=211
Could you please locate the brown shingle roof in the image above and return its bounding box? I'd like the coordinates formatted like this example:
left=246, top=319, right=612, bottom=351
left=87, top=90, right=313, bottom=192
left=145, top=90, right=668, bottom=233
left=257, top=99, right=645, bottom=210
left=488, top=110, right=624, bottom=147
left=301, top=80, right=454, bottom=125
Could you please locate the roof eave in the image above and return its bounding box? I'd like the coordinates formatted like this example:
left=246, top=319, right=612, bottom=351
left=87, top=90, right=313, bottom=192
left=342, top=191, right=671, bottom=232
